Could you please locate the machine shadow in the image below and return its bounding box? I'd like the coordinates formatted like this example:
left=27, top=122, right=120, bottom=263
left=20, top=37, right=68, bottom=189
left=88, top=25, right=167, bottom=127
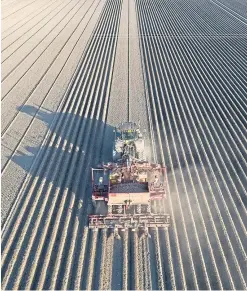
left=10, top=105, right=115, bottom=200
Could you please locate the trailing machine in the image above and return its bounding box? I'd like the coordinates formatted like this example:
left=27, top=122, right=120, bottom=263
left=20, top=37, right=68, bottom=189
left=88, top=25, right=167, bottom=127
left=88, top=122, right=170, bottom=238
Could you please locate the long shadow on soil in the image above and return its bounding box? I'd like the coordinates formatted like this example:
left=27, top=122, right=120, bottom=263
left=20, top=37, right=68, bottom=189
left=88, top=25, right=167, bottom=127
left=3, top=104, right=115, bottom=290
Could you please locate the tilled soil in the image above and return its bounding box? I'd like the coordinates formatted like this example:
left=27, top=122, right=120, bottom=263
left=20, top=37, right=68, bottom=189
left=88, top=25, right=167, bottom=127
left=1, top=0, right=247, bottom=289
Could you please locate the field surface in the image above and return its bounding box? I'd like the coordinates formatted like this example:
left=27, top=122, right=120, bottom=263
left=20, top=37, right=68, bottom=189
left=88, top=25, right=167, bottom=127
left=1, top=0, right=247, bottom=289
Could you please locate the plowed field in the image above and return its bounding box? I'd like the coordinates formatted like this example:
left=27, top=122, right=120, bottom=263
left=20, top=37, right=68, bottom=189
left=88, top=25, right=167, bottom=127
left=2, top=0, right=247, bottom=289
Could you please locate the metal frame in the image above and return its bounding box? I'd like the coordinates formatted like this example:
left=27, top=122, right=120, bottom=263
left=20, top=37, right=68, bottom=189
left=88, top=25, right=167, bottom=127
left=88, top=214, right=171, bottom=229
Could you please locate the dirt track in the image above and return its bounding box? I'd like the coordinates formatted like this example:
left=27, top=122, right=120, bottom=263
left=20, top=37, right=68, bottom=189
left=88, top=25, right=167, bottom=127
left=1, top=0, right=247, bottom=289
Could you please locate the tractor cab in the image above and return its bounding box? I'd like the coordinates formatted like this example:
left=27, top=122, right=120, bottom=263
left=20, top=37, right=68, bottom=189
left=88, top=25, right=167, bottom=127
left=113, top=122, right=145, bottom=161
left=116, top=122, right=140, bottom=142
left=121, top=130, right=138, bottom=141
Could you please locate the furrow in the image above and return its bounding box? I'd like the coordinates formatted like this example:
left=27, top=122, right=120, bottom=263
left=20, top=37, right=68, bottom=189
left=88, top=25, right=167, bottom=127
left=40, top=1, right=121, bottom=287
left=144, top=4, right=228, bottom=288
left=2, top=0, right=60, bottom=37
left=1, top=0, right=108, bottom=282
left=153, top=229, right=165, bottom=290
left=85, top=230, right=99, bottom=290
left=1, top=0, right=77, bottom=62
left=141, top=237, right=152, bottom=290
left=136, top=0, right=186, bottom=288
left=98, top=230, right=108, bottom=290
left=2, top=0, right=63, bottom=40
left=163, top=229, right=176, bottom=290
left=137, top=0, right=247, bottom=283
left=73, top=227, right=89, bottom=290
left=132, top=231, right=141, bottom=290
left=1, top=0, right=104, bottom=174
left=138, top=236, right=144, bottom=289
left=2, top=0, right=39, bottom=20
left=59, top=3, right=122, bottom=287
left=1, top=2, right=107, bottom=178
left=137, top=0, right=198, bottom=288
left=2, top=0, right=247, bottom=288
left=104, top=233, right=115, bottom=289
left=122, top=231, right=129, bottom=290
left=156, top=0, right=247, bottom=228
left=0, top=7, right=101, bottom=233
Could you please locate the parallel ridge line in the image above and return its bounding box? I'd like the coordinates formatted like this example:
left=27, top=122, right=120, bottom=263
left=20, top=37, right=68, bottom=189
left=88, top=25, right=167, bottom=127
left=2, top=0, right=40, bottom=20
left=1, top=0, right=83, bottom=95
left=137, top=0, right=247, bottom=288
left=2, top=0, right=62, bottom=39
left=1, top=0, right=103, bottom=177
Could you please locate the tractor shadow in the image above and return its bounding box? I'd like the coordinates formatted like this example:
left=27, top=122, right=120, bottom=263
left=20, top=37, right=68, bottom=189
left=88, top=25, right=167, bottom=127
left=11, top=104, right=115, bottom=179
left=5, top=104, right=115, bottom=233
left=3, top=104, right=116, bottom=289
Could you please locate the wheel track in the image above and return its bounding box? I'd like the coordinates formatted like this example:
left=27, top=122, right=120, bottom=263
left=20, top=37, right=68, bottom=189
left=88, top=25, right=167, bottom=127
left=192, top=0, right=247, bottom=60
left=210, top=0, right=247, bottom=25
left=168, top=0, right=247, bottom=64
left=178, top=0, right=247, bottom=72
